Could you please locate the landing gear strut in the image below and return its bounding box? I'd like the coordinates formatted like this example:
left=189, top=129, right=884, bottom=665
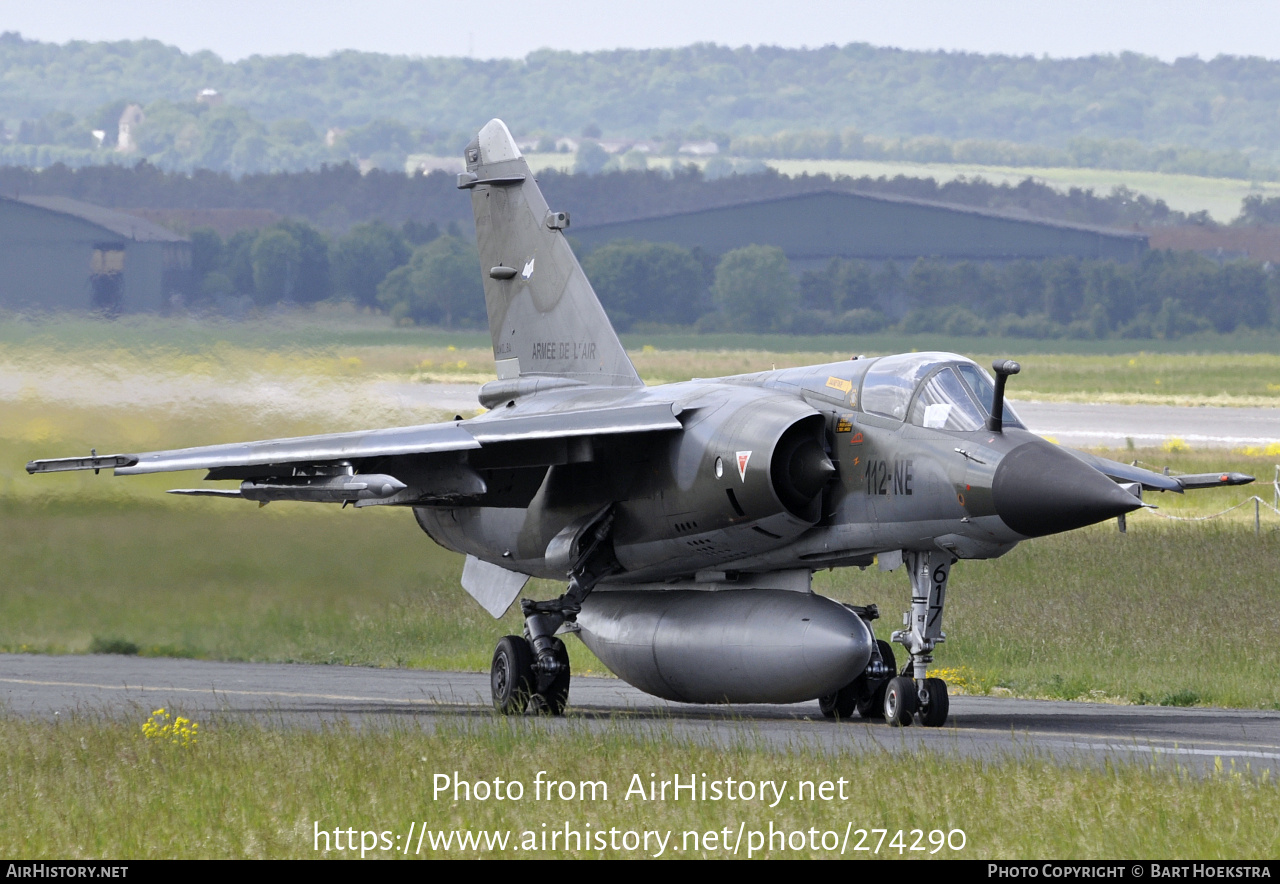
left=490, top=509, right=619, bottom=716
left=887, top=550, right=954, bottom=727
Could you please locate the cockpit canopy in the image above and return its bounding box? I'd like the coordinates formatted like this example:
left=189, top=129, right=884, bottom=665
left=858, top=352, right=1025, bottom=431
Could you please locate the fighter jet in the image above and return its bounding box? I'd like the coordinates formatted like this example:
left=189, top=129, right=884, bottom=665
left=27, top=119, right=1254, bottom=727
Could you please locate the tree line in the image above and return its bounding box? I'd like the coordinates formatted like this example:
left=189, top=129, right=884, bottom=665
left=5, top=106, right=1267, bottom=182
left=0, top=100, right=465, bottom=177
left=186, top=221, right=1279, bottom=341
left=582, top=241, right=1279, bottom=340
left=189, top=217, right=484, bottom=329
left=6, top=34, right=1280, bottom=176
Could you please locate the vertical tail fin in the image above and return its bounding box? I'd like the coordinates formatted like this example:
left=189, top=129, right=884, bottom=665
left=460, top=119, right=641, bottom=387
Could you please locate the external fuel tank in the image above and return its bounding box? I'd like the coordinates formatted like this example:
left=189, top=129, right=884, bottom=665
left=574, top=588, right=873, bottom=704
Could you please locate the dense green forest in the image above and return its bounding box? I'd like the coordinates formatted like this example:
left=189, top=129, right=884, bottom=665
left=4, top=33, right=1280, bottom=176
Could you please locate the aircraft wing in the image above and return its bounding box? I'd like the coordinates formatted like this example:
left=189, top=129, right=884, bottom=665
left=26, top=401, right=683, bottom=503
left=1065, top=447, right=1254, bottom=493
left=28, top=422, right=481, bottom=477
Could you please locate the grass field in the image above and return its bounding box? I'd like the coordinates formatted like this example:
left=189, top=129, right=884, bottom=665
left=5, top=314, right=1280, bottom=408
left=3, top=716, right=1278, bottom=859
left=14, top=311, right=1280, bottom=355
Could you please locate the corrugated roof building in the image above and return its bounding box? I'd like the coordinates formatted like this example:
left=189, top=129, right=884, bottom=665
left=0, top=195, right=191, bottom=314
left=570, top=189, right=1148, bottom=272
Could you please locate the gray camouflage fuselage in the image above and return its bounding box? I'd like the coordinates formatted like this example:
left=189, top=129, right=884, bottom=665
left=415, top=361, right=1029, bottom=582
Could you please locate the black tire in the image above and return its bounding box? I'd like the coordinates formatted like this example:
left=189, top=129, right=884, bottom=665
left=819, top=678, right=861, bottom=720
left=876, top=639, right=898, bottom=675
left=883, top=675, right=917, bottom=727
left=857, top=640, right=898, bottom=720
left=491, top=635, right=535, bottom=715
left=534, top=637, right=571, bottom=716
left=918, top=677, right=949, bottom=727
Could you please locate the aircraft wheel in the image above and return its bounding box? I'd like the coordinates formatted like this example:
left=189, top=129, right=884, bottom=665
left=533, top=638, right=571, bottom=716
left=875, top=639, right=898, bottom=674
left=819, top=678, right=861, bottom=720
left=856, top=689, right=884, bottom=720
left=491, top=635, right=535, bottom=715
left=883, top=676, right=917, bottom=727
left=918, top=677, right=949, bottom=727
left=858, top=640, right=897, bottom=720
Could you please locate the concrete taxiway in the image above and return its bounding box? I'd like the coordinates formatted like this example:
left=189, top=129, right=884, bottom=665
left=3, top=654, right=1277, bottom=775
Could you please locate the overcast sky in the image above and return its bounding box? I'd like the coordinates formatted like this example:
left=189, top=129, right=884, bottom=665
left=5, top=0, right=1279, bottom=62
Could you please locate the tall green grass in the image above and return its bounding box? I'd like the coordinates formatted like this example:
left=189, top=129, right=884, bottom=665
left=3, top=716, right=1277, bottom=858
left=0, top=498, right=539, bottom=672
left=5, top=312, right=1280, bottom=362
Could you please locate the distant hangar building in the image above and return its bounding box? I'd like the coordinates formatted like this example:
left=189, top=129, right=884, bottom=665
left=0, top=195, right=191, bottom=314
left=570, top=189, right=1148, bottom=271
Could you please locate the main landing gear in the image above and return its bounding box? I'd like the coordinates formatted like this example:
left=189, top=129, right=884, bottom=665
left=491, top=634, right=570, bottom=715
left=819, top=606, right=897, bottom=721
left=885, top=550, right=953, bottom=728
left=490, top=510, right=619, bottom=716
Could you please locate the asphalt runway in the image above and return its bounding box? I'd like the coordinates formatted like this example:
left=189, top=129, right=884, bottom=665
left=4, top=654, right=1278, bottom=774
left=1011, top=401, right=1280, bottom=449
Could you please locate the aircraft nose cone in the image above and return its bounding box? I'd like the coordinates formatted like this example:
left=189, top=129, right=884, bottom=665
left=992, top=440, right=1143, bottom=538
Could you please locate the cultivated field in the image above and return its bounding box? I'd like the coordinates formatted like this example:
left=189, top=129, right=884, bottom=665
left=761, top=159, right=1280, bottom=224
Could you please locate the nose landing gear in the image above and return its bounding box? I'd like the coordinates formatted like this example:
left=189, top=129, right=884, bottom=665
left=887, top=550, right=954, bottom=727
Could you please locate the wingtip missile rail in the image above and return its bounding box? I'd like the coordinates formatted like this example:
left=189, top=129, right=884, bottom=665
left=26, top=453, right=137, bottom=475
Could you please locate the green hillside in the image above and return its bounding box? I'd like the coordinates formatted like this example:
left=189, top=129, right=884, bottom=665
left=3, top=34, right=1280, bottom=177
